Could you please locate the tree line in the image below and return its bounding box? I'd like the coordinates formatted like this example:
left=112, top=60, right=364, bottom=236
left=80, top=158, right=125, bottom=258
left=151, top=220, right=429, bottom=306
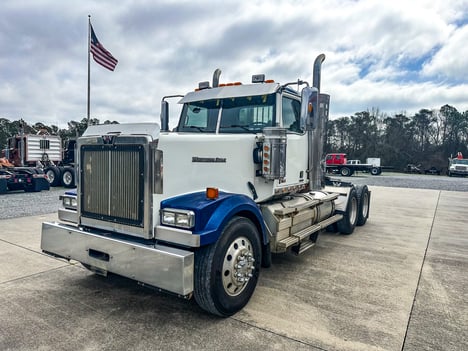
left=324, top=104, right=468, bottom=171
left=0, top=117, right=118, bottom=152
left=2, top=104, right=467, bottom=172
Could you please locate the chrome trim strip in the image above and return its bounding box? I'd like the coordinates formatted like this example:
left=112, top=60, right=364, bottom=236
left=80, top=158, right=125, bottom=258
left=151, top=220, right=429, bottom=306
left=155, top=225, right=200, bottom=247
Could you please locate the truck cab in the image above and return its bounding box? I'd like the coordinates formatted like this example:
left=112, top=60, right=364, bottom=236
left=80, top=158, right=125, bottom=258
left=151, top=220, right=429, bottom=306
left=448, top=152, right=468, bottom=176
left=158, top=78, right=318, bottom=204
left=326, top=153, right=347, bottom=165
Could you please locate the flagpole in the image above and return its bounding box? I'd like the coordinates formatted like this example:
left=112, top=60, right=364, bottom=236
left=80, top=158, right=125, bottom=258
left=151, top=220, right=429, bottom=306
left=87, top=15, right=91, bottom=126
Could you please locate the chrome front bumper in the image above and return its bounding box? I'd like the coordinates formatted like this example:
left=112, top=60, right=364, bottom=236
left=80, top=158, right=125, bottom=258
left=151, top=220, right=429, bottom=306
left=451, top=169, right=468, bottom=175
left=41, top=222, right=194, bottom=296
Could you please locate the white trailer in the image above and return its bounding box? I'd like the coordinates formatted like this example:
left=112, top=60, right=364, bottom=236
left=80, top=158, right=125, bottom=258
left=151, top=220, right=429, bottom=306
left=6, top=134, right=62, bottom=166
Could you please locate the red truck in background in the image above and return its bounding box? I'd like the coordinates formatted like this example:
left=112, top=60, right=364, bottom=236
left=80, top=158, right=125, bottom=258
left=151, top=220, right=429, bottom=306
left=325, top=153, right=382, bottom=176
left=0, top=133, right=53, bottom=193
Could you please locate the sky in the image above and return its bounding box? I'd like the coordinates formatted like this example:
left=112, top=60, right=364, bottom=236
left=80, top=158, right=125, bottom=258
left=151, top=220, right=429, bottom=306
left=1, top=0, right=468, bottom=129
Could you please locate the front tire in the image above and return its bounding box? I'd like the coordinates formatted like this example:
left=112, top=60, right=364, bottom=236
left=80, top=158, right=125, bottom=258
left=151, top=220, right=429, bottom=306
left=194, top=216, right=261, bottom=317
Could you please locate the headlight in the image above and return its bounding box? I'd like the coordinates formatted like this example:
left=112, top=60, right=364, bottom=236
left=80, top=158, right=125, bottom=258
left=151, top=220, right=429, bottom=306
left=60, top=195, right=77, bottom=210
left=161, top=208, right=195, bottom=229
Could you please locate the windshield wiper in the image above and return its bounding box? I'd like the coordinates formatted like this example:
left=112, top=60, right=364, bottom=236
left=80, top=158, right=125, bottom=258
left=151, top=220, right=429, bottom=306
left=219, top=125, right=258, bottom=134
left=186, top=126, right=207, bottom=132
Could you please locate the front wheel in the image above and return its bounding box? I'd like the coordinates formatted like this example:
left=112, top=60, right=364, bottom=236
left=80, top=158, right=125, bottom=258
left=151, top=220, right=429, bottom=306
left=194, top=216, right=261, bottom=317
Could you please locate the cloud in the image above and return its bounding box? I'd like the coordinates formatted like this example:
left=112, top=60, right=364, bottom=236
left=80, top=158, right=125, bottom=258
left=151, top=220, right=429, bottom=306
left=422, top=24, right=468, bottom=81
left=1, top=0, right=468, bottom=129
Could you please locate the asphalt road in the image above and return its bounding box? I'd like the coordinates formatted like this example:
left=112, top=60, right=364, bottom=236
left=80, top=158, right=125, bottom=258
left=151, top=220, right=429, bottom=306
left=336, top=171, right=468, bottom=192
left=1, top=186, right=467, bottom=350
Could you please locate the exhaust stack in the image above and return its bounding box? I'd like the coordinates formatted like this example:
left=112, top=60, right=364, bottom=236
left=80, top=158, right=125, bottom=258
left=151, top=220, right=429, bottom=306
left=313, top=54, right=325, bottom=91
left=212, top=69, right=222, bottom=88
left=309, top=54, right=327, bottom=190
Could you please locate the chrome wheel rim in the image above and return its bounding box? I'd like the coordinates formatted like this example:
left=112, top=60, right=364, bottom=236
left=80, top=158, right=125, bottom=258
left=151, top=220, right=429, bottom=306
left=362, top=192, right=369, bottom=218
left=222, top=236, right=255, bottom=296
left=350, top=196, right=358, bottom=225
left=46, top=170, right=55, bottom=184
left=63, top=172, right=72, bottom=185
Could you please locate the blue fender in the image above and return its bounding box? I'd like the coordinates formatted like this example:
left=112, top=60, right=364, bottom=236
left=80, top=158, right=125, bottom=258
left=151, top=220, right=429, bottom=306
left=65, top=189, right=77, bottom=196
left=160, top=191, right=267, bottom=246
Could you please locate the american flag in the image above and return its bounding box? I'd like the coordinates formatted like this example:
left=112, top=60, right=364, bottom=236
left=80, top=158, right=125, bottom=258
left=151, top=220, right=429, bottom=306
left=90, top=24, right=118, bottom=71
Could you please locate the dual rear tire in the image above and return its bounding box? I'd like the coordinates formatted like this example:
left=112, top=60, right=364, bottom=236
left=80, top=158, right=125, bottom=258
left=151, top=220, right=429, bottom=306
left=337, top=185, right=370, bottom=234
left=44, top=166, right=75, bottom=188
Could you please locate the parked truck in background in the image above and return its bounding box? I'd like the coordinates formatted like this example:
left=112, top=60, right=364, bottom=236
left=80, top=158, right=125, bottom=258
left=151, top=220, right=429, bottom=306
left=0, top=133, right=53, bottom=193
left=325, top=153, right=382, bottom=176
left=4, top=133, right=62, bottom=167
left=447, top=152, right=468, bottom=177
left=41, top=54, right=371, bottom=316
left=2, top=132, right=77, bottom=188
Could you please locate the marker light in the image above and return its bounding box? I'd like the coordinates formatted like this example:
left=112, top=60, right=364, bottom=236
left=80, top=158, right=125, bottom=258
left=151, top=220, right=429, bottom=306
left=206, top=187, right=219, bottom=200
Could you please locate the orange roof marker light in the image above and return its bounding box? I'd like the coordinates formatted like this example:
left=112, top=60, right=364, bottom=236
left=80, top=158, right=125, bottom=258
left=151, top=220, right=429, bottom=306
left=206, top=187, right=219, bottom=200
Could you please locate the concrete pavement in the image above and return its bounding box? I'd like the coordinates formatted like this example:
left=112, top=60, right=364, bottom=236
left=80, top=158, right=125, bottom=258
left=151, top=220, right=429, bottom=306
left=0, top=186, right=467, bottom=350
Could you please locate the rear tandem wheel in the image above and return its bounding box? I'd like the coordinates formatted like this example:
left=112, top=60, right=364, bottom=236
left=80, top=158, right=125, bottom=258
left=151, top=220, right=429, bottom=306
left=61, top=167, right=75, bottom=188
left=355, top=185, right=370, bottom=226
left=45, top=166, right=61, bottom=186
left=337, top=187, right=358, bottom=234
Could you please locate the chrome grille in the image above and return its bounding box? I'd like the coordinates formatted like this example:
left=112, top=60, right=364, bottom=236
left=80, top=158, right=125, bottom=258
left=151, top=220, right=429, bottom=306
left=81, top=144, right=145, bottom=227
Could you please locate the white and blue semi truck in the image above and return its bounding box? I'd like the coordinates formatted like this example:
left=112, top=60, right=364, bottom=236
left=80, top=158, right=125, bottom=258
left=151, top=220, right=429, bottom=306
left=41, top=54, right=370, bottom=316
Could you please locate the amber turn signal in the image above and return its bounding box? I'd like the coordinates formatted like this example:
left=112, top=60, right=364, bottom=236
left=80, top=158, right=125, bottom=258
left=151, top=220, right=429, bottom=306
left=206, top=187, right=219, bottom=199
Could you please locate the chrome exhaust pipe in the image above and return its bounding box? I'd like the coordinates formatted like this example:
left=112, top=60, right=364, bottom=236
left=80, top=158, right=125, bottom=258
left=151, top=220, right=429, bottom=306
left=309, top=54, right=326, bottom=190
left=212, top=68, right=222, bottom=88
left=313, top=54, right=325, bottom=90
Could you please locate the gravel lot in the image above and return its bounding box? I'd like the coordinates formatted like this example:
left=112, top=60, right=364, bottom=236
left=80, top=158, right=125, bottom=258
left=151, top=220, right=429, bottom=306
left=1, top=172, right=467, bottom=220
left=0, top=186, right=64, bottom=220
left=331, top=171, right=468, bottom=192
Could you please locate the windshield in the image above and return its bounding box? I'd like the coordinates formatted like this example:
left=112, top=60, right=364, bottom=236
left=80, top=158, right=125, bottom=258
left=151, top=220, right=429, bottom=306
left=177, top=94, right=276, bottom=133
left=452, top=159, right=468, bottom=165
left=177, top=100, right=220, bottom=132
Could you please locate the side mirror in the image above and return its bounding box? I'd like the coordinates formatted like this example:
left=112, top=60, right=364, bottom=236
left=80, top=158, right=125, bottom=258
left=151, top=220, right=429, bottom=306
left=300, top=87, right=319, bottom=130
left=160, top=100, right=169, bottom=132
